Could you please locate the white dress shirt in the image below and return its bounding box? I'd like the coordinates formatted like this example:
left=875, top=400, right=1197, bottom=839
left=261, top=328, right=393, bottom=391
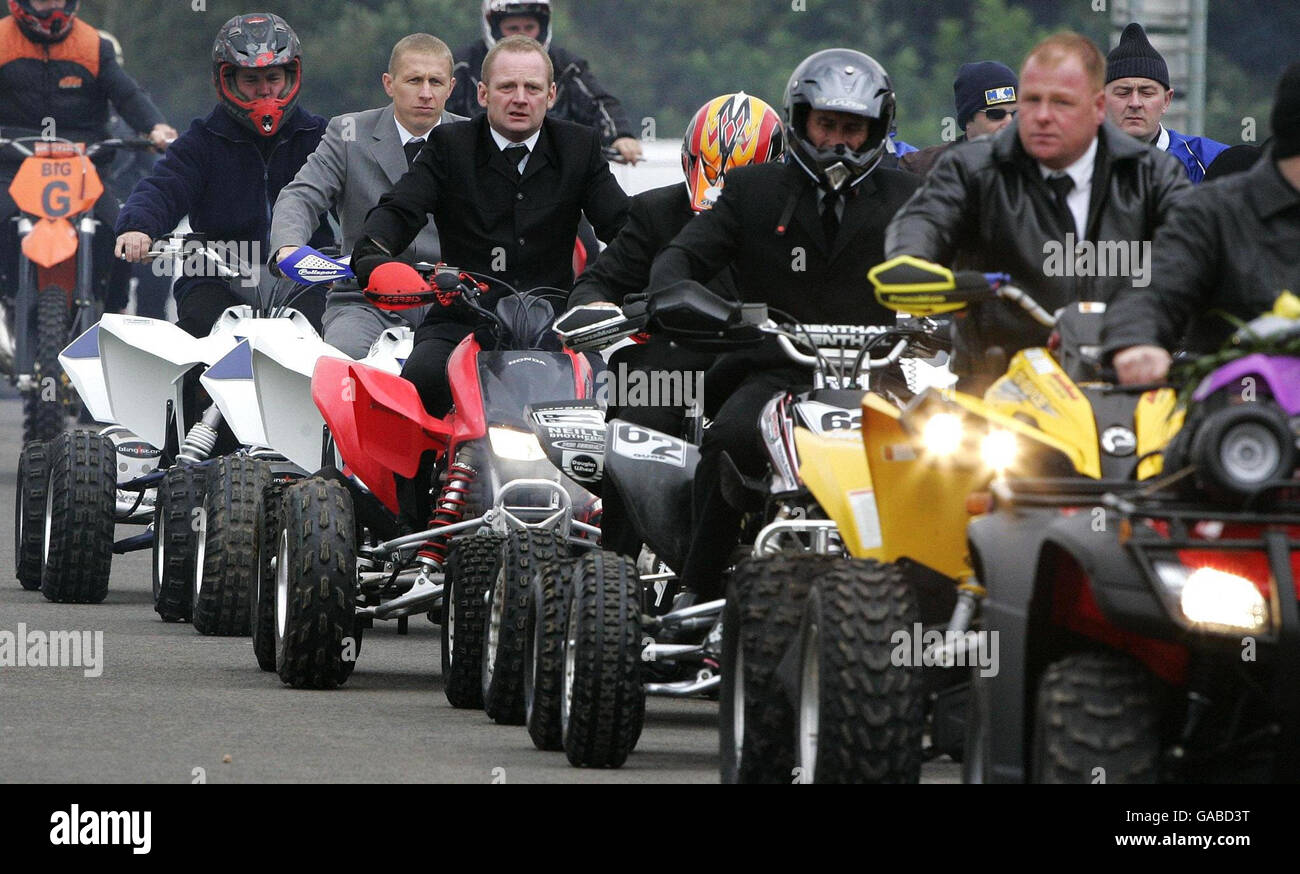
left=489, top=126, right=542, bottom=174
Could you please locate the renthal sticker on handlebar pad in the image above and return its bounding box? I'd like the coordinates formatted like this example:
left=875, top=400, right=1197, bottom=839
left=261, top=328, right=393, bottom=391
left=279, top=246, right=353, bottom=284
left=610, top=423, right=687, bottom=467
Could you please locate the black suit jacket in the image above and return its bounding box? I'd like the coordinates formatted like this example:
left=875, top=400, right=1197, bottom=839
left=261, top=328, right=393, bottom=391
left=568, top=183, right=739, bottom=308
left=648, top=162, right=920, bottom=327
left=361, top=114, right=629, bottom=338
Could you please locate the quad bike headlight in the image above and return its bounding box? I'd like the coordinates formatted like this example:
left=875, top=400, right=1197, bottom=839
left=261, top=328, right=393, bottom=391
left=488, top=427, right=546, bottom=462
left=922, top=413, right=965, bottom=457
left=1153, top=562, right=1269, bottom=634
left=980, top=429, right=1019, bottom=472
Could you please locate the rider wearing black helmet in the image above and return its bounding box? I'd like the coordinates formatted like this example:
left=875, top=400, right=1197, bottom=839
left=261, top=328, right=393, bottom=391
left=447, top=0, right=643, bottom=163
left=114, top=12, right=332, bottom=339
left=646, top=48, right=920, bottom=602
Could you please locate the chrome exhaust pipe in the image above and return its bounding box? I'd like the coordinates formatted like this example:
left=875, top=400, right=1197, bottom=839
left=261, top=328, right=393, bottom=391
left=643, top=642, right=705, bottom=661
left=646, top=673, right=721, bottom=697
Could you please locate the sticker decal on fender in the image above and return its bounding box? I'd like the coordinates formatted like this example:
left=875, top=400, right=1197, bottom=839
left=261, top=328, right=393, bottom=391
left=847, top=488, right=884, bottom=550
left=611, top=423, right=686, bottom=467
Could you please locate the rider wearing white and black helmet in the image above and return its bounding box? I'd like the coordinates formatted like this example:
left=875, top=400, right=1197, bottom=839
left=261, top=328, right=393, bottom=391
left=447, top=0, right=642, bottom=164
left=646, top=48, right=920, bottom=603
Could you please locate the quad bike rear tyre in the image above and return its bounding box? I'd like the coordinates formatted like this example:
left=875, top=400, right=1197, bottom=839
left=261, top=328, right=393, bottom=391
left=524, top=556, right=578, bottom=751
left=252, top=478, right=286, bottom=671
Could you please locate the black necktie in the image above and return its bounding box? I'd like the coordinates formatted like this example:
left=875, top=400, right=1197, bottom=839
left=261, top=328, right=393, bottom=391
left=1046, top=173, right=1076, bottom=237
left=503, top=143, right=528, bottom=175
left=821, top=190, right=841, bottom=246
left=403, top=138, right=424, bottom=169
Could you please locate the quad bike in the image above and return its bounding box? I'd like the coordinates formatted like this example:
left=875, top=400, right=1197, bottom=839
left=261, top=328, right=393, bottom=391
left=959, top=291, right=1300, bottom=783
left=2, top=135, right=156, bottom=443
left=524, top=282, right=951, bottom=770
left=13, top=238, right=336, bottom=627
left=787, top=255, right=1195, bottom=783
left=266, top=258, right=602, bottom=697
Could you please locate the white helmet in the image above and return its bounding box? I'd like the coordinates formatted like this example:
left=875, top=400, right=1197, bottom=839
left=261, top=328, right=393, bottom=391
left=481, top=0, right=552, bottom=50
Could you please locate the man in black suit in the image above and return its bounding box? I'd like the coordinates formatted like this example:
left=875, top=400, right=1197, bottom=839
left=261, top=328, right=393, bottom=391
left=354, top=34, right=628, bottom=416
left=568, top=92, right=785, bottom=558
left=647, top=49, right=921, bottom=602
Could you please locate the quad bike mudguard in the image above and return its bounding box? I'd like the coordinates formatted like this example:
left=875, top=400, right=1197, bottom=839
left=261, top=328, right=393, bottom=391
left=1192, top=353, right=1300, bottom=415
left=966, top=502, right=1186, bottom=783
left=602, top=419, right=700, bottom=574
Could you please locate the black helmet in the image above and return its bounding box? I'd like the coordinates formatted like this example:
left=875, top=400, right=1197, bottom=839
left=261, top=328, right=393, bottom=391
left=211, top=13, right=303, bottom=137
left=481, top=0, right=551, bottom=50
left=8, top=0, right=80, bottom=43
left=784, top=48, right=896, bottom=192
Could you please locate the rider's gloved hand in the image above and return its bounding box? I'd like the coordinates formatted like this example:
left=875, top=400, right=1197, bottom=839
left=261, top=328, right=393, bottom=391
left=351, top=236, right=395, bottom=288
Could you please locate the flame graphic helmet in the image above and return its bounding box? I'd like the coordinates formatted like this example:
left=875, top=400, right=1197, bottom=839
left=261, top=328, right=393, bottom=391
left=784, top=48, right=895, bottom=192
left=212, top=13, right=303, bottom=137
left=681, top=92, right=784, bottom=212
left=8, top=0, right=80, bottom=43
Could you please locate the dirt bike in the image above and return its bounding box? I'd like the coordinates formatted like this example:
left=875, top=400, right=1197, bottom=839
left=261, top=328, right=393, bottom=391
left=527, top=282, right=951, bottom=770
left=2, top=135, right=155, bottom=443
left=264, top=257, right=602, bottom=702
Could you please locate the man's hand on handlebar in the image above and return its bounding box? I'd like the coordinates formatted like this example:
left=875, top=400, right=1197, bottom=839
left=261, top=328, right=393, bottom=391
left=1113, top=344, right=1171, bottom=385
left=115, top=231, right=154, bottom=263
left=148, top=124, right=178, bottom=151
left=611, top=137, right=643, bottom=165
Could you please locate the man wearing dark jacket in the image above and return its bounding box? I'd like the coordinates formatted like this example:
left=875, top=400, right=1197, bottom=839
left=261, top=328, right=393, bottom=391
left=355, top=35, right=628, bottom=418
left=885, top=32, right=1190, bottom=387
left=0, top=0, right=175, bottom=309
left=647, top=49, right=920, bottom=602
left=448, top=0, right=642, bottom=163
left=568, top=92, right=784, bottom=558
left=1105, top=61, right=1300, bottom=385
left=900, top=60, right=1018, bottom=177
left=114, top=13, right=332, bottom=338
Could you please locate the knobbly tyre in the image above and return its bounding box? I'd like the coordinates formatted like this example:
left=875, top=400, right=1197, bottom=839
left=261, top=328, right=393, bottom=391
left=798, top=255, right=1188, bottom=784
left=1, top=135, right=157, bottom=443
left=13, top=237, right=331, bottom=628
left=528, top=282, right=951, bottom=770
left=267, top=256, right=602, bottom=697
left=962, top=292, right=1300, bottom=783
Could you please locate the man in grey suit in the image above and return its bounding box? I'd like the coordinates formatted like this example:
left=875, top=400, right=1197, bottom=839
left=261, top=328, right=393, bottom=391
left=270, top=33, right=467, bottom=357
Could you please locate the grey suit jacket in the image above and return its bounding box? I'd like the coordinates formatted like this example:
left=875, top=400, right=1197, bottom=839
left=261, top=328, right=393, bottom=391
left=270, top=103, right=467, bottom=261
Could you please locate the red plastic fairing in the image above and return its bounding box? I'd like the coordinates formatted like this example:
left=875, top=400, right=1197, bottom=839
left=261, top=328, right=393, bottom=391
left=311, top=357, right=451, bottom=514
left=572, top=238, right=587, bottom=277
left=446, top=334, right=485, bottom=447
left=1049, top=557, right=1189, bottom=687
left=567, top=347, right=594, bottom=398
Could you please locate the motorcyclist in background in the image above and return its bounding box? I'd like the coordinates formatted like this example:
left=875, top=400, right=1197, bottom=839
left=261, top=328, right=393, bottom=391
left=0, top=0, right=175, bottom=316
left=567, top=92, right=785, bottom=559
left=113, top=12, right=332, bottom=340
left=447, top=0, right=644, bottom=165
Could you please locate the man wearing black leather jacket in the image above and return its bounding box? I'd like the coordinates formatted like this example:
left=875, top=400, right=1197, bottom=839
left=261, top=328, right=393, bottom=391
left=1105, top=61, right=1300, bottom=385
left=647, top=49, right=920, bottom=602
left=568, top=92, right=784, bottom=559
left=885, top=32, right=1189, bottom=390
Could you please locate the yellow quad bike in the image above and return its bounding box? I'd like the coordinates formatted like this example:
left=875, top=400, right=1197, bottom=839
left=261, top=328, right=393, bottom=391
left=788, top=256, right=1185, bottom=783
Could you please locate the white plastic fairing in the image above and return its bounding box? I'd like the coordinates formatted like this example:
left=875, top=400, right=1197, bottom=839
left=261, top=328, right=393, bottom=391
left=59, top=324, right=115, bottom=424
left=96, top=314, right=239, bottom=450
left=364, top=326, right=414, bottom=375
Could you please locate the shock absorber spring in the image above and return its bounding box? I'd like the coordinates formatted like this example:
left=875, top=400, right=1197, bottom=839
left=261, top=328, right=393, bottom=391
left=177, top=405, right=223, bottom=464
left=417, top=459, right=478, bottom=566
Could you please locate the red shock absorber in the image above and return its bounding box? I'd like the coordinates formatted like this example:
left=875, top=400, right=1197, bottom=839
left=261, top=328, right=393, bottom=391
left=417, top=459, right=478, bottom=565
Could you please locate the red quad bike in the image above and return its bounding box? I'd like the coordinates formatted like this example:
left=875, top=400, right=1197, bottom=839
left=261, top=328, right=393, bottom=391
left=2, top=136, right=155, bottom=442
left=267, top=264, right=602, bottom=699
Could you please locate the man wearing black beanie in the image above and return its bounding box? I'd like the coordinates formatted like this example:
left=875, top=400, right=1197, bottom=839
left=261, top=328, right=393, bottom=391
left=901, top=60, right=1018, bottom=176
left=1105, top=60, right=1300, bottom=384
left=1105, top=22, right=1229, bottom=183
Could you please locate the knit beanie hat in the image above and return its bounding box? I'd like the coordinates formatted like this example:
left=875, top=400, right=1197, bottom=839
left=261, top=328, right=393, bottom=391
left=954, top=61, right=1018, bottom=131
left=1106, top=22, right=1170, bottom=89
